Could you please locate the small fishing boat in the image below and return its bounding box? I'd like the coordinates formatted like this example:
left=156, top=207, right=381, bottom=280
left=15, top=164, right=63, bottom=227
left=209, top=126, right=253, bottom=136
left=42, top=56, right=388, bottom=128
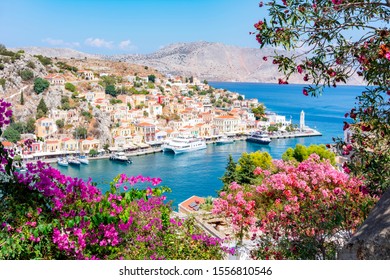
left=78, top=155, right=89, bottom=165
left=57, top=157, right=69, bottom=167
left=68, top=156, right=81, bottom=166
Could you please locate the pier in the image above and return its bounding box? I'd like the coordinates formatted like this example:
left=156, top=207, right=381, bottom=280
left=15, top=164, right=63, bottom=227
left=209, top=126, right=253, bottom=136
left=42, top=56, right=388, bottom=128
left=269, top=129, right=322, bottom=139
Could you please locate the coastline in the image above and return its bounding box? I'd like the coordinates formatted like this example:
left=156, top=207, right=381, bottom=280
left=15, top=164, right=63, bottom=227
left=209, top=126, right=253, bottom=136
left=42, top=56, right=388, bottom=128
left=39, top=130, right=321, bottom=165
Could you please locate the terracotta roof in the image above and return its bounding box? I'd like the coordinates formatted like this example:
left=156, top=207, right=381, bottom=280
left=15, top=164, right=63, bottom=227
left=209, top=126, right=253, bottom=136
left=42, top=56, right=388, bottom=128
left=137, top=122, right=154, bottom=127
left=45, top=74, right=65, bottom=80
left=179, top=196, right=205, bottom=213
left=215, top=115, right=237, bottom=119
left=2, top=141, right=12, bottom=147
left=46, top=140, right=59, bottom=144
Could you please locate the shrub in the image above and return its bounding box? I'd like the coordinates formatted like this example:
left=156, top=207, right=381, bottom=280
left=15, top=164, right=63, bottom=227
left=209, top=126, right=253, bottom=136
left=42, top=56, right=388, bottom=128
left=0, top=78, right=5, bottom=89
left=213, top=155, right=377, bottom=259
left=0, top=99, right=229, bottom=260
left=65, top=82, right=76, bottom=92
left=26, top=61, right=35, bottom=69
left=34, top=55, right=52, bottom=66
left=19, top=69, right=34, bottom=81
left=33, top=78, right=49, bottom=94
left=282, top=144, right=336, bottom=166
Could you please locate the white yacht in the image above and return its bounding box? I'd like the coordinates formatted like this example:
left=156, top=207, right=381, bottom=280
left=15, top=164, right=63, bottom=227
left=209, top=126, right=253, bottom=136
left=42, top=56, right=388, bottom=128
left=78, top=155, right=89, bottom=165
left=109, top=152, right=132, bottom=164
left=246, top=131, right=272, bottom=145
left=216, top=135, right=234, bottom=145
left=162, top=135, right=207, bottom=154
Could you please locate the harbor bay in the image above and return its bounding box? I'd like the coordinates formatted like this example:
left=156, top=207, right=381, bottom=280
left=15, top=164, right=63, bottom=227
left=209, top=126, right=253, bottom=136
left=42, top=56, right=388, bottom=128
left=56, top=83, right=365, bottom=208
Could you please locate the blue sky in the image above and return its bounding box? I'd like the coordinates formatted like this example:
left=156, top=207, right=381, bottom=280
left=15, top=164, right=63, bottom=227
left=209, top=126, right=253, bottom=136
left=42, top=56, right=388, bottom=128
left=0, top=0, right=265, bottom=54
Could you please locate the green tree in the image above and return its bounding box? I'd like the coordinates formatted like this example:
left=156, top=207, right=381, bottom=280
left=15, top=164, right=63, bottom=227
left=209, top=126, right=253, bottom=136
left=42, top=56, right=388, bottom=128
left=65, top=82, right=76, bottom=92
left=55, top=119, right=65, bottom=129
left=89, top=148, right=98, bottom=157
left=251, top=104, right=266, bottom=119
left=73, top=126, right=87, bottom=139
left=267, top=125, right=278, bottom=132
left=33, top=78, right=49, bottom=94
left=60, top=96, right=71, bottom=110
left=220, top=155, right=237, bottom=192
left=26, top=118, right=36, bottom=133
left=254, top=1, right=390, bottom=193
left=105, top=85, right=117, bottom=97
left=36, top=98, right=48, bottom=118
left=148, top=74, right=156, bottom=83
left=2, top=127, right=21, bottom=143
left=235, top=151, right=272, bottom=185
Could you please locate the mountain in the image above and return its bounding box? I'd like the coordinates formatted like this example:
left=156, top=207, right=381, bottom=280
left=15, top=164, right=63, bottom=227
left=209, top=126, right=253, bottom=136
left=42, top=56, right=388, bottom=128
left=10, top=47, right=99, bottom=59
left=12, top=42, right=364, bottom=84
left=111, top=41, right=362, bottom=84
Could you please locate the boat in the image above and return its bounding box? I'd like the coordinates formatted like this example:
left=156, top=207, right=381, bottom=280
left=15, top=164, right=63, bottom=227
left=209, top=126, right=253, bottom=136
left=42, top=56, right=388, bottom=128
left=109, top=152, right=132, bottom=163
left=68, top=156, right=81, bottom=166
left=162, top=135, right=207, bottom=154
left=57, top=157, right=69, bottom=167
left=78, top=155, right=89, bottom=165
left=246, top=131, right=272, bottom=145
left=216, top=135, right=234, bottom=145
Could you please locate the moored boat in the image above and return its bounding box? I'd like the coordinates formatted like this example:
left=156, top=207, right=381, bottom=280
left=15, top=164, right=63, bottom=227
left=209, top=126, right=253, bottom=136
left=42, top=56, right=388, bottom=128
left=68, top=156, right=81, bottom=166
left=78, top=155, right=89, bottom=164
left=216, top=135, right=234, bottom=145
left=109, top=152, right=132, bottom=164
left=246, top=131, right=272, bottom=145
left=162, top=135, right=207, bottom=154
left=57, top=157, right=69, bottom=167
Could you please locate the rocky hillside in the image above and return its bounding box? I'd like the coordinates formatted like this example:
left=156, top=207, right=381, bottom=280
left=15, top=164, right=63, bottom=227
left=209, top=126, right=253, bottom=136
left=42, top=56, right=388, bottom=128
left=112, top=41, right=364, bottom=84
left=10, top=47, right=99, bottom=59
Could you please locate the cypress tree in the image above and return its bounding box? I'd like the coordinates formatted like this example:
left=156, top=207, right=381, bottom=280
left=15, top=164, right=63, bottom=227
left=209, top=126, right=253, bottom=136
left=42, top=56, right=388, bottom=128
left=219, top=154, right=237, bottom=193
left=20, top=91, right=24, bottom=105
left=36, top=98, right=48, bottom=118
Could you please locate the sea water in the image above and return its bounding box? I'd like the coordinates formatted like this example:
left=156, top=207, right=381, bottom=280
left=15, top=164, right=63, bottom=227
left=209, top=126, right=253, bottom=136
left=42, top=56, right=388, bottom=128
left=56, top=83, right=366, bottom=207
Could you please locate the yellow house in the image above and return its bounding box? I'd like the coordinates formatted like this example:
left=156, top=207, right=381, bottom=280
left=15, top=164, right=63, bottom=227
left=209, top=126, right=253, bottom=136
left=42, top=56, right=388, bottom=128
left=80, top=137, right=101, bottom=153
left=44, top=139, right=60, bottom=153
left=61, top=138, right=79, bottom=152
left=36, top=118, right=57, bottom=139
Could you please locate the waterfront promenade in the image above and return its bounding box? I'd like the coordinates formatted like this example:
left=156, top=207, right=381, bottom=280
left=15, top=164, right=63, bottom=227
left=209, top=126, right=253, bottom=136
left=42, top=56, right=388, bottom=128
left=30, top=128, right=322, bottom=164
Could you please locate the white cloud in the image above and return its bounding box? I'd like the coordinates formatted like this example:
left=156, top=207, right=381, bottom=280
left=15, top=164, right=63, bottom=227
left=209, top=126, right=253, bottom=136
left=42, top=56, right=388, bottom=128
left=118, top=39, right=137, bottom=51
left=42, top=38, right=80, bottom=48
left=84, top=37, right=114, bottom=49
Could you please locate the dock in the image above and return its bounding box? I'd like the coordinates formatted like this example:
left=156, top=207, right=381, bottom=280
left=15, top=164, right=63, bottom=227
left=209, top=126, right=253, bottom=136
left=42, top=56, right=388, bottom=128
left=269, top=129, right=322, bottom=139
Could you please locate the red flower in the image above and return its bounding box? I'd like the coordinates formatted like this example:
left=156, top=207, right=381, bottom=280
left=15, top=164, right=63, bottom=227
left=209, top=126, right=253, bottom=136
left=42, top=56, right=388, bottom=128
left=297, top=65, right=303, bottom=74
left=263, top=56, right=268, bottom=61
left=303, top=89, right=308, bottom=96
